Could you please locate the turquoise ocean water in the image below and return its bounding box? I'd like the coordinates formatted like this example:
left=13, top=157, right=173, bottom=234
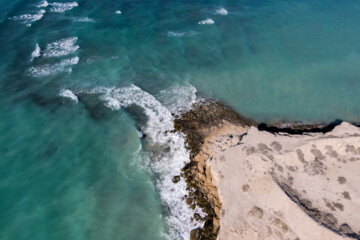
left=1, top=0, right=360, bottom=239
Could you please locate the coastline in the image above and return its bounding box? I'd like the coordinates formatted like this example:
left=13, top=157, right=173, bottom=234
left=173, top=102, right=256, bottom=240
left=174, top=101, right=360, bottom=240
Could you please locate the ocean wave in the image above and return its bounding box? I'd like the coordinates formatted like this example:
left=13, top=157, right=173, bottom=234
left=9, top=9, right=46, bottom=26
left=31, top=43, right=41, bottom=61
left=215, top=7, right=228, bottom=15
left=37, top=0, right=49, bottom=8
left=87, top=84, right=204, bottom=239
left=49, top=2, right=78, bottom=13
left=43, top=37, right=79, bottom=58
left=157, top=84, right=197, bottom=114
left=198, top=18, right=214, bottom=25
left=167, top=31, right=199, bottom=38
left=59, top=89, right=78, bottom=102
left=70, top=16, right=95, bottom=22
left=28, top=56, right=79, bottom=77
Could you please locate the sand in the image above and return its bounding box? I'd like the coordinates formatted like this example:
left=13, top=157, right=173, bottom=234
left=203, top=122, right=360, bottom=240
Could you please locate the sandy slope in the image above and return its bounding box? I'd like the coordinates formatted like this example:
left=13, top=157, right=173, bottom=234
left=204, top=122, right=360, bottom=240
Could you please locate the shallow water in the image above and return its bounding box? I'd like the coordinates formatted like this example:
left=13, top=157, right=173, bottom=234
left=1, top=0, right=360, bottom=239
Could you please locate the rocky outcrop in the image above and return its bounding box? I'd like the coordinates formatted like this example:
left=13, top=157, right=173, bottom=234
left=174, top=100, right=360, bottom=240
left=174, top=101, right=256, bottom=155
left=173, top=101, right=256, bottom=240
left=258, top=120, right=343, bottom=134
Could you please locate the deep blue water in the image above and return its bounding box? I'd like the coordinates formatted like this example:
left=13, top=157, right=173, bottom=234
left=1, top=0, right=360, bottom=239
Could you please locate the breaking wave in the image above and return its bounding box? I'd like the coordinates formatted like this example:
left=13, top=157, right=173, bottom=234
left=167, top=31, right=199, bottom=38
left=28, top=56, right=79, bottom=77
left=84, top=84, right=203, bottom=240
left=37, top=1, right=49, bottom=8
left=59, top=89, right=78, bottom=102
left=70, top=17, right=95, bottom=22
left=215, top=8, right=228, bottom=15
left=49, top=2, right=78, bottom=13
left=198, top=18, right=214, bottom=25
left=9, top=9, right=46, bottom=26
left=156, top=84, right=197, bottom=114
left=42, top=37, right=79, bottom=58
left=31, top=43, right=41, bottom=61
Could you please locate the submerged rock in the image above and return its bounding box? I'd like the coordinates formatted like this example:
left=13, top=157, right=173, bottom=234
left=77, top=93, right=116, bottom=120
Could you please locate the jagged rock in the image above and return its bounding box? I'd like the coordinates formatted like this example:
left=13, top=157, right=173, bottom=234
left=173, top=102, right=252, bottom=240
left=190, top=228, right=200, bottom=240
left=172, top=175, right=180, bottom=183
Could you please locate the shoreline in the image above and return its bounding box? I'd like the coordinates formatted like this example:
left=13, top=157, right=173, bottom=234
left=174, top=102, right=255, bottom=240
left=173, top=101, right=360, bottom=240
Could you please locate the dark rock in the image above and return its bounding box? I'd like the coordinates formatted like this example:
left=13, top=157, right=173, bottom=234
left=186, top=198, right=193, bottom=205
left=339, top=223, right=354, bottom=235
left=323, top=213, right=338, bottom=228
left=194, top=213, right=202, bottom=221
left=258, top=119, right=343, bottom=135
left=174, top=101, right=256, bottom=157
left=190, top=228, right=200, bottom=240
left=172, top=175, right=180, bottom=183
left=164, top=146, right=171, bottom=153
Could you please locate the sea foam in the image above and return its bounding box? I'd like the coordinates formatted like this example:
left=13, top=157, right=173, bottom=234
left=70, top=17, right=95, bottom=22
left=49, top=2, right=78, bottom=13
left=198, top=18, right=214, bottom=25
left=167, top=31, right=198, bottom=38
left=157, top=84, right=197, bottom=114
left=37, top=1, right=49, bottom=8
left=9, top=9, right=46, bottom=26
left=43, top=37, right=79, bottom=57
left=87, top=84, right=203, bottom=240
left=31, top=43, right=41, bottom=61
left=59, top=89, right=78, bottom=102
left=29, top=56, right=79, bottom=77
left=215, top=8, right=228, bottom=15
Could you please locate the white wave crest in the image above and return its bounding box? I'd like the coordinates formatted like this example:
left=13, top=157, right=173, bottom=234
left=215, top=8, right=228, bottom=15
left=167, top=31, right=185, bottom=37
left=9, top=9, right=46, bottom=26
left=157, top=84, right=197, bottom=114
left=59, top=89, right=78, bottom=102
left=198, top=18, right=214, bottom=25
left=37, top=1, right=49, bottom=8
left=28, top=56, right=79, bottom=77
left=31, top=43, right=41, bottom=61
left=89, top=84, right=203, bottom=239
left=43, top=37, right=79, bottom=57
left=71, top=16, right=95, bottom=22
left=167, top=31, right=199, bottom=38
left=49, top=2, right=78, bottom=13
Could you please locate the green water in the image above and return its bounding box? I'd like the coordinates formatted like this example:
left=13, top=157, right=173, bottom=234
left=0, top=99, right=168, bottom=240
left=1, top=0, right=360, bottom=239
